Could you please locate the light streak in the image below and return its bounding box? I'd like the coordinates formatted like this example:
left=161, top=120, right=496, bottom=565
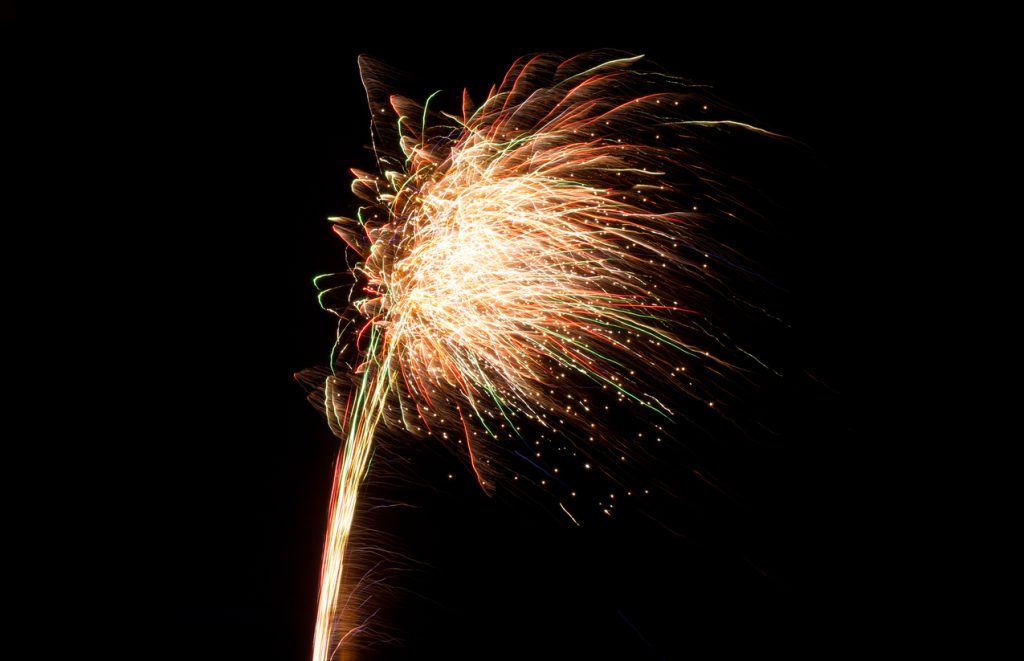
left=560, top=502, right=580, bottom=527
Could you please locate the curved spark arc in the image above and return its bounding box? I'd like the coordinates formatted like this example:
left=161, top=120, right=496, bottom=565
left=310, top=51, right=766, bottom=659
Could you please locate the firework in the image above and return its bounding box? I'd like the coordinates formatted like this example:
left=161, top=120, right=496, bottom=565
left=304, top=51, right=775, bottom=659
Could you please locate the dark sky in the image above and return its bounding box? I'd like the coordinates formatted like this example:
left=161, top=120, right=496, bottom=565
left=134, top=16, right=909, bottom=660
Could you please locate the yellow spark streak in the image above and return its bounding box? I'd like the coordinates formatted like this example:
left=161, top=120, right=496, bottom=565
left=312, top=360, right=392, bottom=661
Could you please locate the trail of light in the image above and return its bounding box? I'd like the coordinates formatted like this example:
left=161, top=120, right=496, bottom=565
left=312, top=331, right=392, bottom=661
left=560, top=502, right=580, bottom=526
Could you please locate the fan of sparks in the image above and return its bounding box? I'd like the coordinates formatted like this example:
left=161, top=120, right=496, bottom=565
left=307, top=51, right=774, bottom=660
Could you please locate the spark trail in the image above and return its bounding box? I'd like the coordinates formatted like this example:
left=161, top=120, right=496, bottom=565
left=306, top=51, right=774, bottom=659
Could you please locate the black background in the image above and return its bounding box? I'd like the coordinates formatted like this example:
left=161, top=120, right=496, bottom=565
left=86, top=14, right=917, bottom=660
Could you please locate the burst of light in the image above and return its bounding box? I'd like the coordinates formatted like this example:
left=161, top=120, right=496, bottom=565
left=308, top=51, right=773, bottom=660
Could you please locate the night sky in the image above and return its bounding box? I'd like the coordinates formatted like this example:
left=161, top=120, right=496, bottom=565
left=140, top=17, right=907, bottom=660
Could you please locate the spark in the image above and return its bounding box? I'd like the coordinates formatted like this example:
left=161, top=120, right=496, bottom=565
left=560, top=502, right=580, bottom=527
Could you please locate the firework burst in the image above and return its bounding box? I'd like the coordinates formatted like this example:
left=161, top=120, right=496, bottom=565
left=303, top=51, right=776, bottom=659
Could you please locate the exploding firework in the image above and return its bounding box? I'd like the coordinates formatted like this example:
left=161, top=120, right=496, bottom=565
left=302, top=51, right=777, bottom=660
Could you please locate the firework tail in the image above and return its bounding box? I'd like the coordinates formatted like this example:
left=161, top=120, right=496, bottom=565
left=311, top=327, right=393, bottom=661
